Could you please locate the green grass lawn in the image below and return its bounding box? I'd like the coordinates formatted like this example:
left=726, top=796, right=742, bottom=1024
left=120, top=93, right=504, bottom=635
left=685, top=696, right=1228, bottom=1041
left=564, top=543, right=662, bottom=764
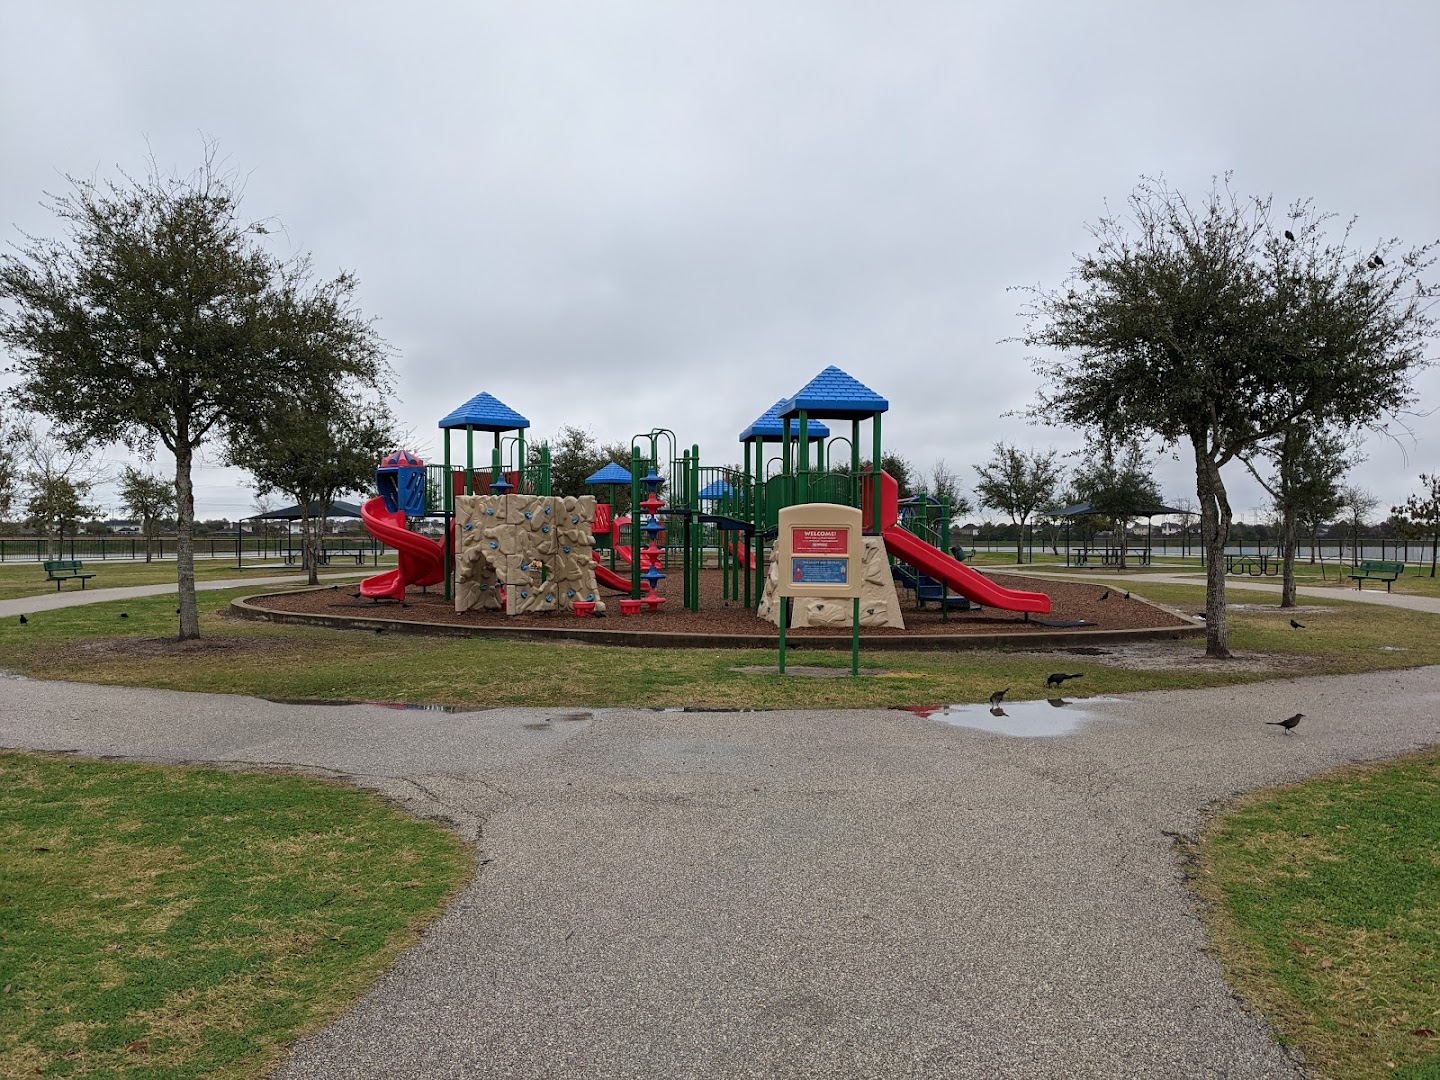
left=1193, top=749, right=1440, bottom=1080
left=0, top=751, right=471, bottom=1079
left=1, top=580, right=1436, bottom=709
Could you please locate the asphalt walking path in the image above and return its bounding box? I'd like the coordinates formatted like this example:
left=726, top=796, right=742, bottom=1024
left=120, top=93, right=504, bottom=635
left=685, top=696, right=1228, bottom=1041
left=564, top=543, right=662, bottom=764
left=0, top=570, right=375, bottom=619
left=991, top=566, right=1440, bottom=614
left=5, top=668, right=1439, bottom=1077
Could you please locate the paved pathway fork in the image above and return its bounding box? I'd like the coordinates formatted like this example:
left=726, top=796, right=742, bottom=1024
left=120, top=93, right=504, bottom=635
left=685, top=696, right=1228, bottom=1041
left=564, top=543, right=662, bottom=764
left=3, top=669, right=1438, bottom=1076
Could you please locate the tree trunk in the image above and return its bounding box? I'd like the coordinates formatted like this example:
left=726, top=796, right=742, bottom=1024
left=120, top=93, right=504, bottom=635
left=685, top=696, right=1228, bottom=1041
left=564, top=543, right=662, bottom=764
left=144, top=524, right=154, bottom=563
left=1193, top=437, right=1231, bottom=659
left=1279, top=507, right=1299, bottom=608
left=175, top=443, right=200, bottom=640
left=1014, top=518, right=1024, bottom=564
left=1117, top=518, right=1128, bottom=569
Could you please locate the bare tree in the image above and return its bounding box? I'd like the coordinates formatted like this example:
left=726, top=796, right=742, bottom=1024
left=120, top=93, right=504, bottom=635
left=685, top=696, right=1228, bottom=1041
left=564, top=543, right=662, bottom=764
left=1339, top=485, right=1379, bottom=567
left=1394, top=473, right=1440, bottom=577
left=19, top=430, right=104, bottom=560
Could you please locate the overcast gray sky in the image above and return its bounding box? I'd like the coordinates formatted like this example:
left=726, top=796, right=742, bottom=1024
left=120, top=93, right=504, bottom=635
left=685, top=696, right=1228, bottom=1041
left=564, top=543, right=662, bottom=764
left=3, top=0, right=1437, bottom=523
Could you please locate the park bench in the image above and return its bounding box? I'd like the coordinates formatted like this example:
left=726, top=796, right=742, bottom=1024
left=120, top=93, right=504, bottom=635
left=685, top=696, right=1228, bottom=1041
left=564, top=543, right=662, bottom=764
left=1347, top=559, right=1404, bottom=591
left=42, top=559, right=96, bottom=591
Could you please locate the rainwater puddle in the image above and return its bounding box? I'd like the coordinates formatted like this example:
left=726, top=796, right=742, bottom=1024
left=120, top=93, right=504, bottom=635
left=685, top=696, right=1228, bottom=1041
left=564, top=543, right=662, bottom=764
left=898, top=697, right=1123, bottom=738
left=261, top=697, right=476, bottom=714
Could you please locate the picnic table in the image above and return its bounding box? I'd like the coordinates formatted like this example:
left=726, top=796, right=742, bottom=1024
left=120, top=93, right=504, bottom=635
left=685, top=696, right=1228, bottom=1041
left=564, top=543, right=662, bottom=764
left=1071, top=547, right=1151, bottom=567
left=1225, top=552, right=1282, bottom=577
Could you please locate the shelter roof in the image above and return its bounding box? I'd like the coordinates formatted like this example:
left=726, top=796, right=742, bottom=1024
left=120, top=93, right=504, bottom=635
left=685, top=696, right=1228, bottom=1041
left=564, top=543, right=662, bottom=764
left=585, top=462, right=633, bottom=485
left=777, top=366, right=888, bottom=420
left=246, top=499, right=365, bottom=521
left=1055, top=501, right=1184, bottom=518
left=438, top=392, right=530, bottom=432
left=739, top=399, right=833, bottom=441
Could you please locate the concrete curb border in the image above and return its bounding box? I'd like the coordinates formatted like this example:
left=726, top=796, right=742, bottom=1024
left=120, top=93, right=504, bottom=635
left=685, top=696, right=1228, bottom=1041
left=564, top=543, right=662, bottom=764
left=231, top=590, right=1206, bottom=652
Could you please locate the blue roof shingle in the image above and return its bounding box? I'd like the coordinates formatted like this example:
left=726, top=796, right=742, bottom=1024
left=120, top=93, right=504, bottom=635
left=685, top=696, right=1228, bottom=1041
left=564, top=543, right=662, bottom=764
left=584, top=462, right=633, bottom=485
left=738, top=399, right=834, bottom=442
left=777, top=366, right=888, bottom=420
left=438, top=392, right=530, bottom=432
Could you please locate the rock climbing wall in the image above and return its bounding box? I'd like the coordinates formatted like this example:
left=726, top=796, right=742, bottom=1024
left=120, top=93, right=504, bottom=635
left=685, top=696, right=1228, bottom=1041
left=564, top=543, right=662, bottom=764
left=454, top=494, right=605, bottom=615
left=757, top=537, right=904, bottom=629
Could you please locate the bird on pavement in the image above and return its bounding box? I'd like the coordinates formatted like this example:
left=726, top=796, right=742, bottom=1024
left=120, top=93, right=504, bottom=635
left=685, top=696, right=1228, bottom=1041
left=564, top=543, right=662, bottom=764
left=1046, top=697, right=1067, bottom=708
left=1290, top=619, right=1306, bottom=629
left=18, top=614, right=28, bottom=625
left=1046, top=672, right=1083, bottom=688
left=1267, top=713, right=1304, bottom=735
left=1284, top=229, right=1295, bottom=241
left=1099, top=590, right=1110, bottom=600
left=989, top=687, right=1009, bottom=706
left=989, top=706, right=1008, bottom=717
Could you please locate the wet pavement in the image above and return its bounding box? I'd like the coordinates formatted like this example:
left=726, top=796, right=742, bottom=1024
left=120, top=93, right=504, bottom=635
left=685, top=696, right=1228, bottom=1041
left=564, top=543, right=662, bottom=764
left=4, top=669, right=1439, bottom=1077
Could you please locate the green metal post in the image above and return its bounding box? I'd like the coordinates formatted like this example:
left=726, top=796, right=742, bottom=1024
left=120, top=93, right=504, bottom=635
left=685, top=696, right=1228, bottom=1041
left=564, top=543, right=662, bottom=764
left=871, top=414, right=883, bottom=532
left=798, top=412, right=809, bottom=504
left=852, top=596, right=860, bottom=676
left=518, top=430, right=526, bottom=491
left=781, top=423, right=791, bottom=512
left=851, top=420, right=860, bottom=507
left=539, top=444, right=551, bottom=496
left=465, top=427, right=474, bottom=495
left=778, top=596, right=788, bottom=674
left=492, top=433, right=501, bottom=486
left=691, top=445, right=701, bottom=611
left=940, top=495, right=950, bottom=622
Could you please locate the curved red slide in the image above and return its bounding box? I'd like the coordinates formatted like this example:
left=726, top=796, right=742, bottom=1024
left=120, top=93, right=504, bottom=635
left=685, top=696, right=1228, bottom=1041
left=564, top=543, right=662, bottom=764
left=591, top=551, right=633, bottom=593
left=882, top=526, right=1051, bottom=615
left=360, top=497, right=445, bottom=600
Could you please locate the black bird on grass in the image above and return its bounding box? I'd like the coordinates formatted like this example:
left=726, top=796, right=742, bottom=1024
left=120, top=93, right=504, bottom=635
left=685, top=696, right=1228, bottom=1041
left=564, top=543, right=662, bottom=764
left=18, top=614, right=28, bottom=625
left=1284, top=229, right=1295, bottom=241
left=119, top=612, right=129, bottom=619
left=1099, top=590, right=1110, bottom=600
left=1045, top=672, right=1083, bottom=688
left=989, top=687, right=1009, bottom=706
left=1267, top=712, right=1304, bottom=735
left=1290, top=619, right=1306, bottom=629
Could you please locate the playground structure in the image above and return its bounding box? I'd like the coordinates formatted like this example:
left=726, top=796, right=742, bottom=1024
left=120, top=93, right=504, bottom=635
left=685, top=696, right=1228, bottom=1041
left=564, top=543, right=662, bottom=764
left=356, top=367, right=1052, bottom=623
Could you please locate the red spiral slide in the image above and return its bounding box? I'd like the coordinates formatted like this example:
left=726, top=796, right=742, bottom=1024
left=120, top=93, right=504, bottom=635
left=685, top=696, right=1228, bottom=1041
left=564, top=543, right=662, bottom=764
left=359, top=497, right=445, bottom=600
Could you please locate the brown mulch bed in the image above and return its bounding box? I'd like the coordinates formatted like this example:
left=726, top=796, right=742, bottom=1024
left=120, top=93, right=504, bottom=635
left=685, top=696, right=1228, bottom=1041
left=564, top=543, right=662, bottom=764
left=250, top=569, right=1190, bottom=639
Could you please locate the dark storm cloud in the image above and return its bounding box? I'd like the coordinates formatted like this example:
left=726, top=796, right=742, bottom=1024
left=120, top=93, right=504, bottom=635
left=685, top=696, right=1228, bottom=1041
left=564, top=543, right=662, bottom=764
left=2, top=0, right=1436, bottom=519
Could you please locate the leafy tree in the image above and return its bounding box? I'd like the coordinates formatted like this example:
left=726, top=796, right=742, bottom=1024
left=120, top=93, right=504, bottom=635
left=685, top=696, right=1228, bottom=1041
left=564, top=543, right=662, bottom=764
left=543, top=426, right=608, bottom=497
left=1394, top=473, right=1440, bottom=577
left=116, top=465, right=177, bottom=563
left=1071, top=441, right=1163, bottom=568
left=0, top=147, right=390, bottom=637
left=20, top=432, right=102, bottom=559
left=229, top=389, right=398, bottom=585
left=0, top=398, right=24, bottom=522
left=1339, top=485, right=1379, bottom=567
left=972, top=442, right=1062, bottom=564
left=1019, top=176, right=1436, bottom=656
left=1240, top=425, right=1351, bottom=602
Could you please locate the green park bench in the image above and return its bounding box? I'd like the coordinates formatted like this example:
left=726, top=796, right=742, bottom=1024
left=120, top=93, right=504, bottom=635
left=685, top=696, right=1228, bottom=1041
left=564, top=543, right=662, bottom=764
left=1347, top=559, right=1405, bottom=591
left=42, top=559, right=96, bottom=591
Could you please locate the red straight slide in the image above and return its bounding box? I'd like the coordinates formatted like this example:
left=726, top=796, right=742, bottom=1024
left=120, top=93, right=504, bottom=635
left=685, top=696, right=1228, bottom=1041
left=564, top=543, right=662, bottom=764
left=726, top=538, right=756, bottom=570
left=591, top=551, right=633, bottom=593
left=359, top=497, right=445, bottom=601
left=882, top=526, right=1051, bottom=615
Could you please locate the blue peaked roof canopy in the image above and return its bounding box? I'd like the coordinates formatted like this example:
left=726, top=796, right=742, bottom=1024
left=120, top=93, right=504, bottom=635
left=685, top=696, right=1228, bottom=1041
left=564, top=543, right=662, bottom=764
left=584, top=462, right=633, bottom=485
left=437, top=391, right=530, bottom=432
left=698, top=479, right=734, bottom=500
left=738, top=399, right=833, bottom=442
left=777, top=365, right=888, bottom=420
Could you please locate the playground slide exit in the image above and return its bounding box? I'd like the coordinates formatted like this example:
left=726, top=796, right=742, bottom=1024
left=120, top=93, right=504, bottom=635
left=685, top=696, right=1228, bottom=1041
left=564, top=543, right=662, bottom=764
left=359, top=497, right=445, bottom=601
left=881, top=526, right=1051, bottom=615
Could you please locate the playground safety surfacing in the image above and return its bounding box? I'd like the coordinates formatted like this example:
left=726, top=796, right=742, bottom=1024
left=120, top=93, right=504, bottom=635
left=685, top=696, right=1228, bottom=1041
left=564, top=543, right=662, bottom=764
left=233, top=570, right=1203, bottom=652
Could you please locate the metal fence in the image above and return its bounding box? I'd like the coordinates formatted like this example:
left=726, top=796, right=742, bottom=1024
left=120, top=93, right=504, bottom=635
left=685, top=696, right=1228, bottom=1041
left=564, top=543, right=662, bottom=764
left=0, top=534, right=381, bottom=564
